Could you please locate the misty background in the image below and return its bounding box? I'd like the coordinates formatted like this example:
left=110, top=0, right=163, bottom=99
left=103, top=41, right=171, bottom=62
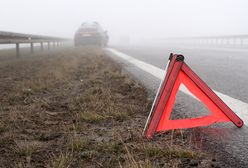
left=0, top=0, right=247, bottom=45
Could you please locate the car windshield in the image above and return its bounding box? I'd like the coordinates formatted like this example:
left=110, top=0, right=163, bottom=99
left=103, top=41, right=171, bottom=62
left=80, top=23, right=103, bottom=32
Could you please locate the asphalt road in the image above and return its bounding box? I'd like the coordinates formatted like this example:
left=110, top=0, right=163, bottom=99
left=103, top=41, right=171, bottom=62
left=106, top=45, right=248, bottom=167
left=113, top=45, right=248, bottom=103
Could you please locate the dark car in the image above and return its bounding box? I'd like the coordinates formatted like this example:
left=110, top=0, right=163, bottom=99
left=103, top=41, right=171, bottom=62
left=74, top=22, right=109, bottom=47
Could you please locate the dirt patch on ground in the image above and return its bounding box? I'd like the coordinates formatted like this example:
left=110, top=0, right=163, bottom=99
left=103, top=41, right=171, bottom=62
left=0, top=47, right=219, bottom=167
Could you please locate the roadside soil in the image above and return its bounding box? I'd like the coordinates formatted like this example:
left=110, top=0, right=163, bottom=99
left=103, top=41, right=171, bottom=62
left=0, top=47, right=220, bottom=168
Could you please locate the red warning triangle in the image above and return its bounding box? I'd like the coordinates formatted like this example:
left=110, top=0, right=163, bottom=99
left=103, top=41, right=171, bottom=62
left=144, top=54, right=243, bottom=139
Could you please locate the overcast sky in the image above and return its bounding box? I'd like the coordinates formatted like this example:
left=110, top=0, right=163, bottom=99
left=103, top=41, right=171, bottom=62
left=0, top=0, right=247, bottom=43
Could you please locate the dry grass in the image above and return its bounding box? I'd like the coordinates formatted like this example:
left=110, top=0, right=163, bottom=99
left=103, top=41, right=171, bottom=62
left=68, top=136, right=91, bottom=152
left=0, top=47, right=217, bottom=168
left=0, top=123, right=7, bottom=134
left=80, top=112, right=106, bottom=123
left=14, top=140, right=41, bottom=157
left=50, top=152, right=74, bottom=168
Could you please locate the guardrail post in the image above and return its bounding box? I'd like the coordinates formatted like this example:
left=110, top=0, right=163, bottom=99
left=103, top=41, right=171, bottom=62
left=41, top=42, right=44, bottom=51
left=31, top=42, right=34, bottom=54
left=219, top=39, right=223, bottom=46
left=48, top=42, right=50, bottom=50
left=16, top=43, right=20, bottom=58
left=240, top=38, right=243, bottom=48
left=233, top=38, right=237, bottom=48
left=53, top=42, right=56, bottom=48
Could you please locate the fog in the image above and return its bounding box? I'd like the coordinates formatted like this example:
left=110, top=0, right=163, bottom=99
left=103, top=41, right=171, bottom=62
left=0, top=0, right=247, bottom=44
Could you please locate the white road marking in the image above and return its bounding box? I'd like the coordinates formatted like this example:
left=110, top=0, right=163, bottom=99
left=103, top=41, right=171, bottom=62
left=106, top=48, right=248, bottom=125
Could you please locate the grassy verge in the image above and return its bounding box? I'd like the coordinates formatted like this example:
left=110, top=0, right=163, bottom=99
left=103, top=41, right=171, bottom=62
left=0, top=47, right=218, bottom=167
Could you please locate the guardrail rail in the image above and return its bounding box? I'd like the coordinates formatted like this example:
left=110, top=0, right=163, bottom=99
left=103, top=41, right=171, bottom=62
left=0, top=31, right=69, bottom=57
left=160, top=35, right=248, bottom=49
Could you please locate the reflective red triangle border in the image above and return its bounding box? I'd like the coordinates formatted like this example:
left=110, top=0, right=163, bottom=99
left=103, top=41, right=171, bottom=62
left=144, top=54, right=243, bottom=139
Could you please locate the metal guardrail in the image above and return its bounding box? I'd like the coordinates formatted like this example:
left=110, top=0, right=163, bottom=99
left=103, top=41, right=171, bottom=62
left=161, top=35, right=248, bottom=49
left=0, top=31, right=69, bottom=57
